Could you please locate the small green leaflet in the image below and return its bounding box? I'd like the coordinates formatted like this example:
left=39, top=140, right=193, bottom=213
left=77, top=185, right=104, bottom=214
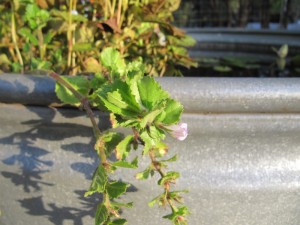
left=107, top=181, right=130, bottom=199
left=43, top=32, right=55, bottom=45
left=112, top=157, right=138, bottom=169
left=55, top=76, right=90, bottom=105
left=160, top=155, right=177, bottom=163
left=135, top=167, right=154, bottom=180
left=84, top=165, right=107, bottom=197
left=148, top=193, right=165, bottom=207
left=109, top=114, right=139, bottom=128
left=25, top=4, right=50, bottom=29
left=115, top=135, right=134, bottom=160
left=101, top=132, right=123, bottom=156
left=163, top=206, right=190, bottom=223
left=126, top=59, right=145, bottom=80
left=18, top=28, right=38, bottom=46
left=111, top=201, right=133, bottom=209
left=158, top=171, right=180, bottom=186
left=95, top=204, right=109, bottom=225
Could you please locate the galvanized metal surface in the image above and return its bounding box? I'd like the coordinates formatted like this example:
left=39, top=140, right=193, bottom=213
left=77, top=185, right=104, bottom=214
left=186, top=28, right=300, bottom=58
left=1, top=75, right=300, bottom=225
left=1, top=74, right=300, bottom=113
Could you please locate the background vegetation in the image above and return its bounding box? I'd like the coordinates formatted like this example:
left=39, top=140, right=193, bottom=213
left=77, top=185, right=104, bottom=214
left=0, top=0, right=197, bottom=76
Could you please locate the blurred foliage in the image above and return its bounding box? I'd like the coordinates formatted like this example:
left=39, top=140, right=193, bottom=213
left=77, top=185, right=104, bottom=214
left=0, top=0, right=197, bottom=76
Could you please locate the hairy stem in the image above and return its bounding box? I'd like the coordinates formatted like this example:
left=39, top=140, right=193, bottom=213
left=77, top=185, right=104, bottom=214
left=49, top=71, right=106, bottom=163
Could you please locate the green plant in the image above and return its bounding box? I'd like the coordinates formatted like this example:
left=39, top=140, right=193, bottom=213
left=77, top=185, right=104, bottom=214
left=272, top=44, right=288, bottom=71
left=0, top=0, right=197, bottom=76
left=50, top=47, right=190, bottom=225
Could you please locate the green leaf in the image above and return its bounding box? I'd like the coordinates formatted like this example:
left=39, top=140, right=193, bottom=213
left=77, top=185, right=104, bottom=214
left=140, top=108, right=164, bottom=128
left=25, top=4, right=39, bottom=29
left=179, top=35, right=197, bottom=47
left=126, top=59, right=145, bottom=80
left=90, top=73, right=107, bottom=90
left=112, top=157, right=138, bottom=169
left=111, top=201, right=133, bottom=209
left=73, top=43, right=93, bottom=51
left=30, top=58, right=51, bottom=70
left=95, top=204, right=109, bottom=225
left=163, top=206, right=190, bottom=223
left=140, top=126, right=165, bottom=154
left=107, top=181, right=130, bottom=199
left=55, top=76, right=90, bottom=105
left=100, top=132, right=123, bottom=156
left=158, top=171, right=180, bottom=186
left=109, top=114, right=139, bottom=128
left=153, top=142, right=169, bottom=157
left=0, top=54, right=11, bottom=65
left=148, top=193, right=165, bottom=207
left=160, top=155, right=177, bottom=163
left=108, top=219, right=128, bottom=225
left=100, top=47, right=126, bottom=78
left=43, top=32, right=55, bottom=45
left=18, top=28, right=39, bottom=46
left=96, top=80, right=141, bottom=116
left=84, top=165, right=107, bottom=197
left=159, top=99, right=183, bottom=125
left=168, top=35, right=196, bottom=47
left=12, top=62, right=22, bottom=73
left=115, top=135, right=134, bottom=160
left=25, top=4, right=50, bottom=29
left=135, top=167, right=154, bottom=180
left=137, top=77, right=169, bottom=110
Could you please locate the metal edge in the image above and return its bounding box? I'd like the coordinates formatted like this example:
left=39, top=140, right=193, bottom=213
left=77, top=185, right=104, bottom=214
left=0, top=74, right=300, bottom=113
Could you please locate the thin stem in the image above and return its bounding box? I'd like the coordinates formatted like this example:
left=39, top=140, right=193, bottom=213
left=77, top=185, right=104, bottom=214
left=149, top=150, right=181, bottom=216
left=37, top=28, right=45, bottom=59
left=120, top=0, right=128, bottom=27
left=49, top=72, right=102, bottom=141
left=149, top=150, right=165, bottom=177
left=117, top=0, right=122, bottom=28
left=11, top=3, right=24, bottom=73
left=111, top=0, right=116, bottom=17
left=67, top=0, right=74, bottom=74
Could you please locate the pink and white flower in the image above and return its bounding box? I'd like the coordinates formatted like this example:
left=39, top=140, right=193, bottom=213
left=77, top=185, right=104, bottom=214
left=165, top=123, right=188, bottom=141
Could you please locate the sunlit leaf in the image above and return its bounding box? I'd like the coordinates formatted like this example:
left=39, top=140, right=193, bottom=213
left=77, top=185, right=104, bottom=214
left=137, top=77, right=169, bottom=110
left=85, top=165, right=107, bottom=197
left=55, top=76, right=90, bottom=105
left=116, top=135, right=134, bottom=160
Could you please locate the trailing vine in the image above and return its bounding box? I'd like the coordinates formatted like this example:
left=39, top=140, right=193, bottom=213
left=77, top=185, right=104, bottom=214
left=50, top=47, right=189, bottom=225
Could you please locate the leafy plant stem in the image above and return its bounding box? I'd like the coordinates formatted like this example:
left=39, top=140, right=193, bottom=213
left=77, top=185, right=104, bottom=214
left=48, top=72, right=105, bottom=160
left=11, top=2, right=24, bottom=73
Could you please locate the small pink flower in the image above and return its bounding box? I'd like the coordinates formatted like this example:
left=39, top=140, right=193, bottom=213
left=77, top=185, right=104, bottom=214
left=165, top=123, right=188, bottom=141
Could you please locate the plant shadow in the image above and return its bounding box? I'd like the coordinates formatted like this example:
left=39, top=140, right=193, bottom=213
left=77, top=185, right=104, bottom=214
left=0, top=103, right=113, bottom=224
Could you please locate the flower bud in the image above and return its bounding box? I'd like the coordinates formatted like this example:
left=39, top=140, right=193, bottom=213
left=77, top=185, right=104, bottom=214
left=165, top=123, right=188, bottom=141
